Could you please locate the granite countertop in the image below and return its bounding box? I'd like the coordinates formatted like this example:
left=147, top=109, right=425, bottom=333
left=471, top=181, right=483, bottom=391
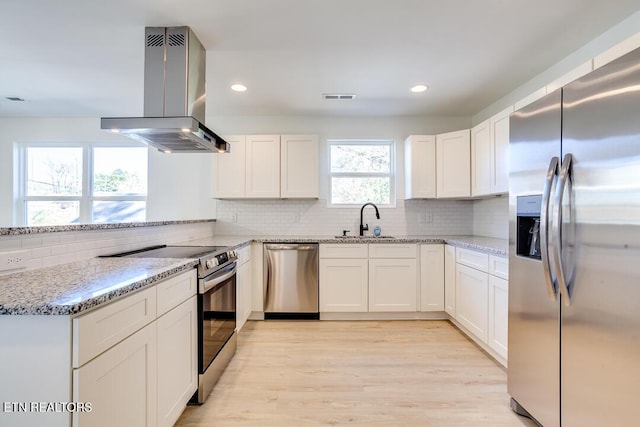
left=0, top=258, right=198, bottom=315
left=180, top=235, right=508, bottom=256
left=0, top=218, right=216, bottom=236
left=0, top=234, right=506, bottom=316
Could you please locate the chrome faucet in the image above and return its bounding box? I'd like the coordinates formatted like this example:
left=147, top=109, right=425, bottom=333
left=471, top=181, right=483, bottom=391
left=359, top=202, right=380, bottom=236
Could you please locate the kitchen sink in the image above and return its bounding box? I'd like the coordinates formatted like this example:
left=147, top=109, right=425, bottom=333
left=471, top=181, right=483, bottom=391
left=333, top=235, right=396, bottom=239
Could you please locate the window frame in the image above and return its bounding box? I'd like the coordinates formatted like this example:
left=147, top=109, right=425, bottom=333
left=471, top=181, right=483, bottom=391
left=327, top=139, right=396, bottom=208
left=17, top=142, right=148, bottom=226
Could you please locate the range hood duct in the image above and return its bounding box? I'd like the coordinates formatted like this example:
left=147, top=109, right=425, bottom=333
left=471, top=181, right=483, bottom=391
left=101, top=27, right=230, bottom=153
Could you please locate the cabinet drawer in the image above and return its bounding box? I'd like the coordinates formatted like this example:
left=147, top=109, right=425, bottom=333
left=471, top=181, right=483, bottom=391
left=237, top=245, right=251, bottom=264
left=489, top=255, right=509, bottom=280
left=73, top=286, right=157, bottom=368
left=456, top=247, right=489, bottom=272
left=320, top=244, right=367, bottom=259
left=157, top=269, right=197, bottom=317
left=368, top=244, right=417, bottom=259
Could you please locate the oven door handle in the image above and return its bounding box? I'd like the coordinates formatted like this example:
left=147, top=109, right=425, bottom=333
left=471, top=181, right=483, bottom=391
left=201, top=262, right=237, bottom=294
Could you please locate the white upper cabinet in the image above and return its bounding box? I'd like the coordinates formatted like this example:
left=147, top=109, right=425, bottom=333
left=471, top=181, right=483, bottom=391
left=246, top=135, right=281, bottom=198
left=471, top=120, right=492, bottom=196
left=212, top=135, right=246, bottom=199
left=404, top=135, right=436, bottom=199
left=489, top=105, right=513, bottom=194
left=436, top=129, right=471, bottom=198
left=471, top=106, right=512, bottom=197
left=280, top=135, right=319, bottom=198
left=213, top=134, right=319, bottom=199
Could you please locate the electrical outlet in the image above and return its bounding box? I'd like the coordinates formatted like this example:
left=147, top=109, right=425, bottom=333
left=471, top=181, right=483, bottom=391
left=230, top=213, right=238, bottom=223
left=0, top=250, right=28, bottom=272
left=425, top=212, right=434, bottom=224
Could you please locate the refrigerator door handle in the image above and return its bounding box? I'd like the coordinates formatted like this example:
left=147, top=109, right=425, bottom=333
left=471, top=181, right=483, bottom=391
left=552, top=153, right=574, bottom=306
left=540, top=156, right=559, bottom=301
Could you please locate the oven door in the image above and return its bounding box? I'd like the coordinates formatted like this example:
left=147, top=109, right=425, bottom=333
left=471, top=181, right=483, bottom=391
left=199, top=261, right=237, bottom=374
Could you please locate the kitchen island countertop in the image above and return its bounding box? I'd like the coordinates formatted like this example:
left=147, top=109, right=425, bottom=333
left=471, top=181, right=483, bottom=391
left=0, top=257, right=198, bottom=315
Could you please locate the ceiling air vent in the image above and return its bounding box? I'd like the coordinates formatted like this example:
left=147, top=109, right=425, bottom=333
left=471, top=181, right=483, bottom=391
left=323, top=93, right=357, bottom=100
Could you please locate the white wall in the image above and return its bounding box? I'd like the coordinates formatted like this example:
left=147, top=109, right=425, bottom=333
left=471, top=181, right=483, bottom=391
left=0, top=117, right=217, bottom=226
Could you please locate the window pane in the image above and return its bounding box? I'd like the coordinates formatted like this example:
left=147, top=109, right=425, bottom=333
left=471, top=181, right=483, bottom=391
left=330, top=144, right=390, bottom=173
left=92, top=201, right=146, bottom=223
left=26, top=201, right=80, bottom=226
left=93, top=147, right=148, bottom=196
left=27, top=147, right=82, bottom=196
left=331, top=177, right=390, bottom=205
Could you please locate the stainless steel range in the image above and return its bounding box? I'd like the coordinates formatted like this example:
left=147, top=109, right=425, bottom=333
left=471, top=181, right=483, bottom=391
left=105, top=244, right=238, bottom=404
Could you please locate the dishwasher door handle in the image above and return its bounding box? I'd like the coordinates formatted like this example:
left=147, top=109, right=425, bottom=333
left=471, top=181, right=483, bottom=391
left=265, top=244, right=317, bottom=251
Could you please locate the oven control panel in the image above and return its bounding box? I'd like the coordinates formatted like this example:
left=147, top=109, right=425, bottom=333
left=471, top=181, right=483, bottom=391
left=204, top=250, right=238, bottom=270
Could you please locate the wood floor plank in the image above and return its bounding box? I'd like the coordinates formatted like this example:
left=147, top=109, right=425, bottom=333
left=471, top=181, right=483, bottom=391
left=175, top=320, right=533, bottom=426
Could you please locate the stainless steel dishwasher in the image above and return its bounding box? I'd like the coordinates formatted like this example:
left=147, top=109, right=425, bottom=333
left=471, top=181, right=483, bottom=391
left=263, top=243, right=319, bottom=319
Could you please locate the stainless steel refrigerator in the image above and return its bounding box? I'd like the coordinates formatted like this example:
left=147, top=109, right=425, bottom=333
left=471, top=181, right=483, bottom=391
left=508, top=46, right=640, bottom=427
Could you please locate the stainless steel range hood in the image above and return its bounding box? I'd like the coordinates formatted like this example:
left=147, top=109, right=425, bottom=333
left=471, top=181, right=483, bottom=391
left=101, top=27, right=230, bottom=153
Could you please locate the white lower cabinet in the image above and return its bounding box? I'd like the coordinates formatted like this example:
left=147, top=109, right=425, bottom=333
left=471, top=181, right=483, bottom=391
left=420, top=245, right=444, bottom=311
left=236, top=245, right=252, bottom=331
left=488, top=275, right=509, bottom=360
left=157, top=296, right=198, bottom=427
left=73, top=322, right=158, bottom=427
left=455, top=263, right=489, bottom=342
left=444, top=245, right=456, bottom=317
left=369, top=258, right=417, bottom=312
left=72, top=269, right=197, bottom=427
left=449, top=247, right=509, bottom=366
left=319, top=258, right=368, bottom=312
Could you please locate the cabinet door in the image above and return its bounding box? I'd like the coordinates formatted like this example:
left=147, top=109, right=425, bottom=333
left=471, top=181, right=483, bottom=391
left=280, top=135, right=319, bottom=198
left=490, top=106, right=513, bottom=194
left=319, top=259, right=368, bottom=312
left=213, top=135, right=246, bottom=198
left=236, top=258, right=252, bottom=331
left=455, top=264, right=488, bottom=342
left=471, top=120, right=491, bottom=196
left=488, top=275, right=508, bottom=360
left=420, top=245, right=444, bottom=311
left=444, top=245, right=456, bottom=317
left=73, top=322, right=157, bottom=427
left=368, top=259, right=417, bottom=312
left=246, top=135, right=280, bottom=198
left=404, top=135, right=436, bottom=199
left=436, top=129, right=471, bottom=198
left=157, top=296, right=197, bottom=427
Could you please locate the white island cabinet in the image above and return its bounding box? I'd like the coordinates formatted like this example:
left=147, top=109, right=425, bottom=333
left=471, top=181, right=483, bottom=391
left=0, top=268, right=197, bottom=427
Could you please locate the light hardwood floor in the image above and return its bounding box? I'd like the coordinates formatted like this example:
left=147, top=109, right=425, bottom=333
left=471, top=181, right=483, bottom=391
left=175, top=320, right=534, bottom=426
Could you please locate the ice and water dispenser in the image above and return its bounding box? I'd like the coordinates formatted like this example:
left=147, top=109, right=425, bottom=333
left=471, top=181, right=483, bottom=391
left=517, top=195, right=543, bottom=259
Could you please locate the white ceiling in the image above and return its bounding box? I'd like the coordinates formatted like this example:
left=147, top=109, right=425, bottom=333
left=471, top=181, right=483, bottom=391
left=1, top=0, right=640, bottom=118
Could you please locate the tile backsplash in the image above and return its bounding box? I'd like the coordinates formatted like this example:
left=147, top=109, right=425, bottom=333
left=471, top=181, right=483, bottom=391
left=214, top=198, right=474, bottom=237
left=472, top=196, right=509, bottom=239
left=0, top=222, right=215, bottom=274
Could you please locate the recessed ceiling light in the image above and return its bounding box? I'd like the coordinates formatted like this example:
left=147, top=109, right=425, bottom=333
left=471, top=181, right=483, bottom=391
left=411, top=85, right=429, bottom=93
left=231, top=84, right=247, bottom=92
